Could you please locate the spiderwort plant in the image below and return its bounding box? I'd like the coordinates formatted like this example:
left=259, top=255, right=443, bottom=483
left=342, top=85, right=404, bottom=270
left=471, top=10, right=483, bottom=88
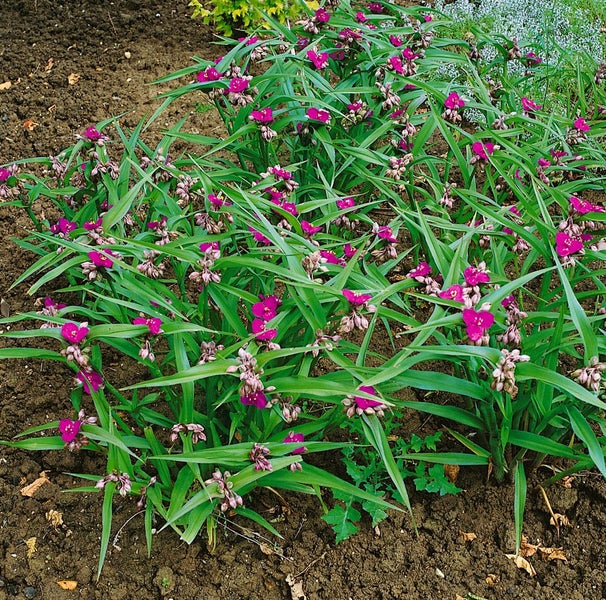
left=1, top=0, right=606, bottom=571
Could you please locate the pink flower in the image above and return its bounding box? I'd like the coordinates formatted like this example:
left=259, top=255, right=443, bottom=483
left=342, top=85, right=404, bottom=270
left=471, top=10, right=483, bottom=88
left=197, top=66, right=222, bottom=82
left=537, top=158, right=551, bottom=167
left=555, top=232, right=583, bottom=257
left=0, top=168, right=10, bottom=182
left=423, top=14, right=433, bottom=22
left=249, top=107, right=274, bottom=123
left=439, top=284, right=464, bottom=302
left=342, top=289, right=372, bottom=306
left=50, top=218, right=77, bottom=235
left=82, top=126, right=108, bottom=143
left=61, top=322, right=89, bottom=344
left=83, top=218, right=103, bottom=231
left=320, top=249, right=346, bottom=266
left=301, top=220, right=322, bottom=236
left=251, top=318, right=278, bottom=341
left=355, top=11, right=367, bottom=23
left=133, top=317, right=163, bottom=335
left=569, top=195, right=603, bottom=214
left=471, top=141, right=495, bottom=160
left=307, top=107, right=331, bottom=123
left=464, top=265, right=490, bottom=286
left=573, top=117, right=590, bottom=132
left=444, top=92, right=465, bottom=110
left=283, top=431, right=306, bottom=454
left=59, top=419, right=81, bottom=443
left=315, top=8, right=330, bottom=23
left=77, top=370, right=104, bottom=394
left=368, top=2, right=383, bottom=13
left=462, top=309, right=494, bottom=342
left=407, top=261, right=431, bottom=279
left=88, top=249, right=115, bottom=268
left=521, top=97, right=542, bottom=112
left=376, top=225, right=397, bottom=243
left=388, top=56, right=405, bottom=75
left=343, top=244, right=358, bottom=258
left=353, top=385, right=382, bottom=410
left=389, top=35, right=403, bottom=47
left=336, top=197, right=355, bottom=210
left=525, top=52, right=542, bottom=65
left=252, top=295, right=281, bottom=321
left=307, top=50, right=329, bottom=69
left=248, top=226, right=272, bottom=245
left=200, top=241, right=220, bottom=253
left=402, top=47, right=419, bottom=61
left=229, top=77, right=249, bottom=93
left=241, top=390, right=268, bottom=409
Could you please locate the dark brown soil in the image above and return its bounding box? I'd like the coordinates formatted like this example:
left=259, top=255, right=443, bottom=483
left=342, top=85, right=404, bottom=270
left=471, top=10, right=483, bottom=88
left=2, top=2, right=606, bottom=599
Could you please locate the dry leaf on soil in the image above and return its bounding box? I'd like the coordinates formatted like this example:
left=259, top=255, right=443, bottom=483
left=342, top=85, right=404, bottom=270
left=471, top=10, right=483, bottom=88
left=444, top=463, right=460, bottom=483
left=0, top=81, right=11, bottom=90
left=285, top=574, right=306, bottom=600
left=550, top=513, right=571, bottom=528
left=506, top=553, right=537, bottom=576
left=519, top=536, right=539, bottom=558
left=539, top=547, right=568, bottom=562
left=67, top=73, right=80, bottom=85
left=56, top=580, right=78, bottom=590
left=20, top=471, right=50, bottom=496
left=46, top=509, right=64, bottom=527
left=44, top=58, right=54, bottom=72
left=459, top=530, right=477, bottom=542
left=485, top=573, right=499, bottom=586
left=25, top=537, right=36, bottom=558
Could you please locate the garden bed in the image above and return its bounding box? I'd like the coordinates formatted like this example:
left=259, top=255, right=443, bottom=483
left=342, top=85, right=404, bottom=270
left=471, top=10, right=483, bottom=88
left=1, top=1, right=606, bottom=599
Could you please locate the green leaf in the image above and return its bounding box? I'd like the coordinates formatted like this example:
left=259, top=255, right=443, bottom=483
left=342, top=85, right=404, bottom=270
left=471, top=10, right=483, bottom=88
left=322, top=503, right=360, bottom=543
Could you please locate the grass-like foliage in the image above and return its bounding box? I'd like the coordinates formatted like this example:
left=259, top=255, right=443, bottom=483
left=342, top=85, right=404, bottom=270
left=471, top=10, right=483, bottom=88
left=1, top=0, right=606, bottom=573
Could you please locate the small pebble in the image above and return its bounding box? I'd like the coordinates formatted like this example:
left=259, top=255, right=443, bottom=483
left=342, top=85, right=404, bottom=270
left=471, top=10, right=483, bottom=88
left=23, top=586, right=36, bottom=599
left=435, top=567, right=445, bottom=579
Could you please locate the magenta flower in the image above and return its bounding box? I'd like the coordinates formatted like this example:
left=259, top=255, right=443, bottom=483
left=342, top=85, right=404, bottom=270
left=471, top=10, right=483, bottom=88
left=59, top=419, right=81, bottom=443
left=376, top=225, right=397, bottom=243
left=241, top=390, right=268, bottom=409
left=389, top=35, right=403, bottom=47
left=315, top=8, right=330, bottom=23
left=573, top=117, right=590, bottom=132
left=252, top=318, right=278, bottom=341
left=133, top=317, right=163, bottom=335
left=402, top=47, right=419, bottom=61
left=307, top=107, right=331, bottom=123
left=343, top=244, right=358, bottom=258
left=368, top=2, right=383, bottom=13
left=353, top=385, right=382, bottom=410
left=82, top=126, right=108, bottom=143
left=555, top=232, right=583, bottom=257
left=471, top=141, right=495, bottom=160
left=355, top=11, right=367, bottom=22
left=61, top=322, right=89, bottom=344
left=407, top=261, right=432, bottom=279
left=208, top=193, right=231, bottom=208
left=388, top=56, right=405, bottom=75
left=88, top=249, right=115, bottom=268
left=537, top=158, right=551, bottom=168
left=44, top=297, right=66, bottom=311
left=252, top=295, right=281, bottom=321
left=77, top=370, right=104, bottom=394
left=319, top=249, right=346, bottom=266
left=462, top=309, right=494, bottom=342
left=248, top=226, right=272, bottom=245
left=301, top=220, right=322, bottom=236
left=283, top=431, right=306, bottom=454
left=83, top=218, right=103, bottom=231
left=229, top=77, right=249, bottom=93
left=307, top=50, right=329, bottom=69
left=200, top=241, right=220, bottom=254
left=521, top=97, right=542, bottom=112
left=342, top=289, right=372, bottom=306
left=464, top=265, right=490, bottom=286
left=444, top=92, right=465, bottom=110
left=525, top=52, right=542, bottom=65
left=249, top=107, right=274, bottom=123
left=0, top=168, right=10, bottom=182
left=50, top=218, right=77, bottom=235
left=569, top=195, right=603, bottom=214
left=336, top=197, right=355, bottom=210
left=197, top=66, right=222, bottom=82
left=439, top=284, right=464, bottom=302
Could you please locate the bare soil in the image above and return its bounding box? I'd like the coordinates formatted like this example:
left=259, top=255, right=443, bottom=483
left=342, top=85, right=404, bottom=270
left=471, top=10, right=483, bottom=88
left=2, top=2, right=606, bottom=599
